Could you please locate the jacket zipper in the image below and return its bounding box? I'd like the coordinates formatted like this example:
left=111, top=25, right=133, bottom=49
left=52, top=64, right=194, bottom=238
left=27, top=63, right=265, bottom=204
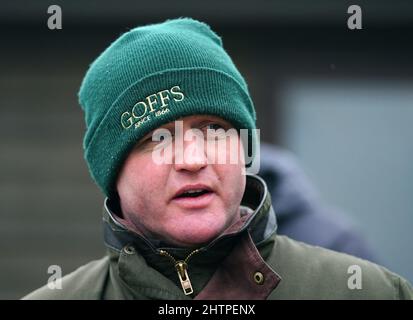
left=158, top=248, right=200, bottom=295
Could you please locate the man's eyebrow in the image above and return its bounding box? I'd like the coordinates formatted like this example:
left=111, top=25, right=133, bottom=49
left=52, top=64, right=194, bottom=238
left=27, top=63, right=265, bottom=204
left=192, top=118, right=221, bottom=127
left=141, top=132, right=153, bottom=141
left=144, top=123, right=175, bottom=140
left=139, top=119, right=229, bottom=144
left=194, top=118, right=231, bottom=129
left=195, top=120, right=212, bottom=128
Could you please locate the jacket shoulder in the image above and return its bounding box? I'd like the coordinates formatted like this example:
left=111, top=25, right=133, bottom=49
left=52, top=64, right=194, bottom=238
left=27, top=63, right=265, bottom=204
left=267, top=235, right=413, bottom=299
left=22, top=256, right=109, bottom=300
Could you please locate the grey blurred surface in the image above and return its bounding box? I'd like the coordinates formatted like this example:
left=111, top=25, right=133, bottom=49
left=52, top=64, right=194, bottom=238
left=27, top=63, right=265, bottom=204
left=0, top=1, right=412, bottom=299
left=280, top=80, right=413, bottom=282
left=0, top=60, right=105, bottom=299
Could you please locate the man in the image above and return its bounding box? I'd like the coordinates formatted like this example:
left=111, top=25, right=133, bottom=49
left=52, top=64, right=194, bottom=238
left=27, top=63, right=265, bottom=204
left=24, top=18, right=412, bottom=299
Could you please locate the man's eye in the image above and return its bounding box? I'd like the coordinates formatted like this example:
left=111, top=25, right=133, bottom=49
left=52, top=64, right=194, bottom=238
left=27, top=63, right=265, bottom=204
left=149, top=134, right=171, bottom=144
left=203, top=123, right=228, bottom=140
left=205, top=123, right=225, bottom=131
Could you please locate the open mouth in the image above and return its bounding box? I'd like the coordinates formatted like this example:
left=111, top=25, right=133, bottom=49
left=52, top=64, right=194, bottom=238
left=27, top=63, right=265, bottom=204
left=174, top=189, right=212, bottom=199
left=172, top=185, right=215, bottom=208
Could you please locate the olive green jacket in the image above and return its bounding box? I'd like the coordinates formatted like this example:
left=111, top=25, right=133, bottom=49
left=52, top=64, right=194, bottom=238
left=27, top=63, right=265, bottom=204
left=24, top=175, right=413, bottom=300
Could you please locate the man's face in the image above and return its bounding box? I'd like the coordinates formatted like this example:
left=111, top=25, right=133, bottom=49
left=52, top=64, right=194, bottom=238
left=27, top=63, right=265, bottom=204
left=116, top=115, right=246, bottom=247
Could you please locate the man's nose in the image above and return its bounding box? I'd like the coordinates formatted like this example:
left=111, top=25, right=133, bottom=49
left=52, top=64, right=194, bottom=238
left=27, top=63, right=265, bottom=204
left=173, top=133, right=207, bottom=172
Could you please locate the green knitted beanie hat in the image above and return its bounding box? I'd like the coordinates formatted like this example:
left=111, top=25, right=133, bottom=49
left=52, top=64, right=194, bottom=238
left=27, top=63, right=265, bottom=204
left=78, top=17, right=257, bottom=197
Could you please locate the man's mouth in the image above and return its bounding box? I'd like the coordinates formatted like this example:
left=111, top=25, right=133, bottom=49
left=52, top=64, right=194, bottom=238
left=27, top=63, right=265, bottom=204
left=173, top=184, right=214, bottom=199
left=174, top=188, right=212, bottom=199
left=172, top=185, right=215, bottom=208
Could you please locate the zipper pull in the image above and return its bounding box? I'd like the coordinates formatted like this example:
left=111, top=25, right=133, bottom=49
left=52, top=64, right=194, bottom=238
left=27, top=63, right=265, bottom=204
left=175, top=261, right=193, bottom=295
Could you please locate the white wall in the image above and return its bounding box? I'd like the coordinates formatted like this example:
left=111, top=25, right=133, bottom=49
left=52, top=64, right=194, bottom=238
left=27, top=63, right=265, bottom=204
left=279, top=79, right=413, bottom=282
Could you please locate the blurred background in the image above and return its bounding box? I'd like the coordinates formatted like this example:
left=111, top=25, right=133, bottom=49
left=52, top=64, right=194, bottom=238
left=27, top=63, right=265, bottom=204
left=1, top=0, right=412, bottom=299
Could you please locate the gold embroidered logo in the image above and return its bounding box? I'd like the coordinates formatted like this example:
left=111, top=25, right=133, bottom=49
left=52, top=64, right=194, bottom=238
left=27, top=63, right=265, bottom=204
left=121, top=85, right=184, bottom=129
